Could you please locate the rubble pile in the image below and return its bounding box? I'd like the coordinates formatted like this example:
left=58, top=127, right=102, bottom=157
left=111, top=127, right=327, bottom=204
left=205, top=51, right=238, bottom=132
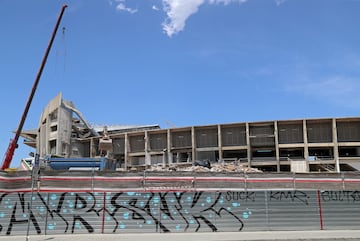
left=147, top=162, right=262, bottom=173
left=210, top=163, right=262, bottom=173
left=177, top=162, right=262, bottom=173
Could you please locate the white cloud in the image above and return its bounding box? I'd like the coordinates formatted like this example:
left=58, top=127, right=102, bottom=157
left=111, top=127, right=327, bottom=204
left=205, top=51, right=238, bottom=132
left=111, top=0, right=286, bottom=36
left=160, top=0, right=254, bottom=37
left=162, top=0, right=205, bottom=37
left=114, top=0, right=138, bottom=14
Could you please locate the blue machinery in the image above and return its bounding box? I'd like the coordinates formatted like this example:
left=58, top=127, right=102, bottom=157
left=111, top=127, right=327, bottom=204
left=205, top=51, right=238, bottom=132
left=45, top=157, right=117, bottom=171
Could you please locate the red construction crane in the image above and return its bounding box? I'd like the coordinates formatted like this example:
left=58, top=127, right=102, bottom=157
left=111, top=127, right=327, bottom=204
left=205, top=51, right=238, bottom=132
left=1, top=4, right=68, bottom=170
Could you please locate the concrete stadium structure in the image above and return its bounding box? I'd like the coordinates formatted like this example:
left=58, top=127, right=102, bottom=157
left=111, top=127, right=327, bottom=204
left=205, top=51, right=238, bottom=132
left=21, top=93, right=360, bottom=173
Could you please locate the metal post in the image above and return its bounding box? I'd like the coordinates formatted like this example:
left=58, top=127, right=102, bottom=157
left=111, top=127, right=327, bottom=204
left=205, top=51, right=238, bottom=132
left=101, top=192, right=106, bottom=234
left=317, top=190, right=324, bottom=230
left=44, top=192, right=50, bottom=235
left=26, top=154, right=39, bottom=241
left=264, top=191, right=269, bottom=229
left=91, top=166, right=95, bottom=192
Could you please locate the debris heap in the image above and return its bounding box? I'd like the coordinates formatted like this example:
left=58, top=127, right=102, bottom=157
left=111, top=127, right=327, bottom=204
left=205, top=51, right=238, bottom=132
left=148, top=162, right=262, bottom=173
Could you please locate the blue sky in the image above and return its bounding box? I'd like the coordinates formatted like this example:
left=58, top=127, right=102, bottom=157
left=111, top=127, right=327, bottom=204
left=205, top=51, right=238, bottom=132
left=1, top=0, right=360, bottom=168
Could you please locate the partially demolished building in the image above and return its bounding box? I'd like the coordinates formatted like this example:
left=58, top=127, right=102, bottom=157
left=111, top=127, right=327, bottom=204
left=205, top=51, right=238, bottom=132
left=21, top=93, right=360, bottom=173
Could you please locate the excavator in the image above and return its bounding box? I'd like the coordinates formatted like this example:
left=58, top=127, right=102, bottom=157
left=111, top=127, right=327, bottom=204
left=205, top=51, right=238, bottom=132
left=0, top=5, right=68, bottom=170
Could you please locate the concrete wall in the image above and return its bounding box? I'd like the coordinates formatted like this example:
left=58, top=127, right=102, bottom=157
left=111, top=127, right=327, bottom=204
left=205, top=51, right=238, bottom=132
left=98, top=117, right=360, bottom=172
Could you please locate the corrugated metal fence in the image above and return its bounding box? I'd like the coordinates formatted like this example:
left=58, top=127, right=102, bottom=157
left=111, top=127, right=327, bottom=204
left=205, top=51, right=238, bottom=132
left=1, top=190, right=360, bottom=236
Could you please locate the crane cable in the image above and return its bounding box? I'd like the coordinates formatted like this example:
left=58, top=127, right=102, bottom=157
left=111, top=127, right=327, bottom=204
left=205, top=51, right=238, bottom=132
left=61, top=26, right=67, bottom=79
left=54, top=26, right=67, bottom=83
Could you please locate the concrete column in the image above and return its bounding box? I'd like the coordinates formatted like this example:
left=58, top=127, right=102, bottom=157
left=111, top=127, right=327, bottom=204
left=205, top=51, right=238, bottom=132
left=144, top=131, right=151, bottom=166
left=218, top=124, right=223, bottom=162
left=89, top=138, right=93, bottom=158
left=124, top=133, right=129, bottom=169
left=274, top=121, right=280, bottom=172
left=303, top=119, right=309, bottom=159
left=303, top=119, right=309, bottom=172
left=192, top=126, right=196, bottom=163
left=246, top=122, right=251, bottom=167
left=45, top=113, right=50, bottom=156
left=333, top=118, right=340, bottom=172
left=167, top=129, right=173, bottom=165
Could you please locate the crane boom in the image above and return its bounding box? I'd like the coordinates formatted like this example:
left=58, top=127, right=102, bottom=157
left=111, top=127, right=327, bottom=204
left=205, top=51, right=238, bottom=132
left=1, top=4, right=68, bottom=170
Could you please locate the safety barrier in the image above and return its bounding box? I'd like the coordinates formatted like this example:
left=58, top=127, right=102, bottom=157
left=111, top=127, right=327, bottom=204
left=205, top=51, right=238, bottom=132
left=1, top=189, right=360, bottom=236
left=1, top=171, right=360, bottom=236
left=1, top=171, right=360, bottom=192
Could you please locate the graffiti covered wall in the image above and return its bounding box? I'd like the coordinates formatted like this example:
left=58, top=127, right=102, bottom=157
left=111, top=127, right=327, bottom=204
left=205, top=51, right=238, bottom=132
left=1, top=190, right=360, bottom=236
